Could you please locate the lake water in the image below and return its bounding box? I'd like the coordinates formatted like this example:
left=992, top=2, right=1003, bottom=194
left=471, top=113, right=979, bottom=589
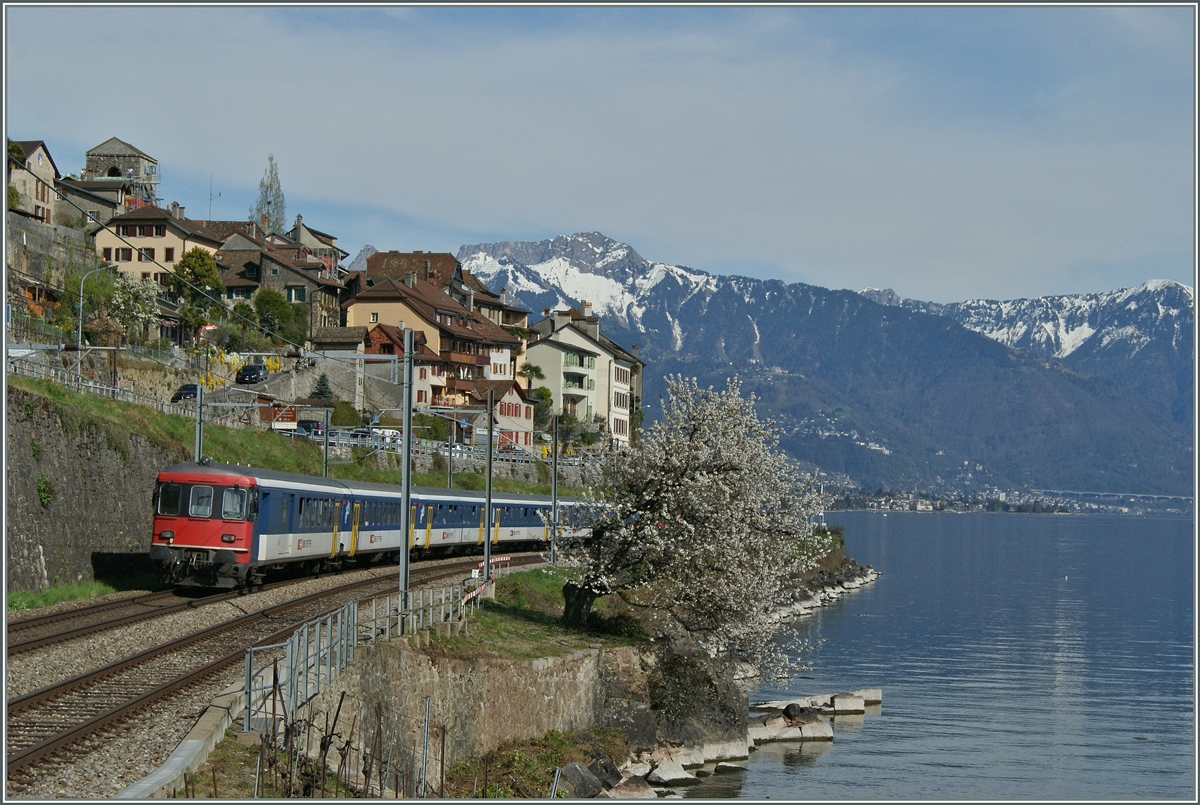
left=684, top=512, right=1195, bottom=800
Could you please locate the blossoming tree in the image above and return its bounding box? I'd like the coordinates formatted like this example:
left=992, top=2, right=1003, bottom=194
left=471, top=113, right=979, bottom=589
left=561, top=375, right=831, bottom=671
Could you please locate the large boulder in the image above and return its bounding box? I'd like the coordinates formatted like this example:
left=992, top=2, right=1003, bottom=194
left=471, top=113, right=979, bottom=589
left=646, top=758, right=698, bottom=786
left=646, top=646, right=748, bottom=750
left=607, top=776, right=657, bottom=798
left=558, top=761, right=604, bottom=799
left=589, top=757, right=624, bottom=789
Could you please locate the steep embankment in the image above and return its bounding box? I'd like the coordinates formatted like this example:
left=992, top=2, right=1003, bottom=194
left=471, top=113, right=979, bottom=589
left=6, top=381, right=190, bottom=592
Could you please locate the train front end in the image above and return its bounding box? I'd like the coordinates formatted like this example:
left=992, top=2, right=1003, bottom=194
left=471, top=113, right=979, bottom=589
left=150, top=462, right=259, bottom=588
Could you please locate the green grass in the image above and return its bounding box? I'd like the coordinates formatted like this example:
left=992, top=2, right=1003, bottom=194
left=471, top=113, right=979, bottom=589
left=8, top=580, right=123, bottom=611
left=427, top=568, right=644, bottom=661
left=9, top=373, right=584, bottom=495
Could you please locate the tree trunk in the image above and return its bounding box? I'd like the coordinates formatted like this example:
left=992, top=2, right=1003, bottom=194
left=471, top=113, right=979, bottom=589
left=561, top=582, right=599, bottom=628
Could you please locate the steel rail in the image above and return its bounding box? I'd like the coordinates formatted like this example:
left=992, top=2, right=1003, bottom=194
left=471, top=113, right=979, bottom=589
left=5, top=555, right=540, bottom=772
left=7, top=576, right=313, bottom=657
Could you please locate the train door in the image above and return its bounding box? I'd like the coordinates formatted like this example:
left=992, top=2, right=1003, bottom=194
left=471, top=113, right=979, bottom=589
left=279, top=493, right=295, bottom=557
left=349, top=502, right=362, bottom=557
left=329, top=501, right=342, bottom=559
left=422, top=504, right=434, bottom=549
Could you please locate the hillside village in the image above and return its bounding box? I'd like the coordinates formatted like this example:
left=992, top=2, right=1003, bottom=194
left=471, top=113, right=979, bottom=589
left=6, top=137, right=644, bottom=452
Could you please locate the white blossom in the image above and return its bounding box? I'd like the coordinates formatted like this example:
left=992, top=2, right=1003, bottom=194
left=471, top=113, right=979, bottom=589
left=562, top=375, right=832, bottom=673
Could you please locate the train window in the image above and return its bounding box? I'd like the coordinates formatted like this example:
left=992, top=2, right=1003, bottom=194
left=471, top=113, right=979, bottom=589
left=222, top=488, right=247, bottom=520
left=157, top=483, right=183, bottom=516
left=190, top=486, right=214, bottom=518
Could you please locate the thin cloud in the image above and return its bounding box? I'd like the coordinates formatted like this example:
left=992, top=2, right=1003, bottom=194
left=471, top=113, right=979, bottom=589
left=4, top=6, right=1192, bottom=303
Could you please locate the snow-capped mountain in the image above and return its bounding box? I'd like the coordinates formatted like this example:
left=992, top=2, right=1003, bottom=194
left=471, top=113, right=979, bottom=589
left=459, top=232, right=716, bottom=339
left=346, top=245, right=378, bottom=275
left=860, top=281, right=1195, bottom=424
left=455, top=233, right=1191, bottom=497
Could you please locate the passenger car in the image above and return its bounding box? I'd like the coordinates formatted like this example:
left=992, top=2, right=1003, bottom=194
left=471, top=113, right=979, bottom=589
left=171, top=384, right=200, bottom=403
left=236, top=364, right=268, bottom=384
left=149, top=460, right=583, bottom=588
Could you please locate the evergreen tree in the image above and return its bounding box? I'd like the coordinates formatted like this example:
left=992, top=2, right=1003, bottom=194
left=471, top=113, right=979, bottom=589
left=312, top=373, right=334, bottom=402
left=173, top=247, right=224, bottom=312
left=249, top=154, right=285, bottom=234
left=253, top=287, right=292, bottom=334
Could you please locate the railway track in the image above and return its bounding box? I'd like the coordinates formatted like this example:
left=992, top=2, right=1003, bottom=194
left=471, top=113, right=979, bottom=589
left=5, top=555, right=541, bottom=774
left=7, top=575, right=327, bottom=657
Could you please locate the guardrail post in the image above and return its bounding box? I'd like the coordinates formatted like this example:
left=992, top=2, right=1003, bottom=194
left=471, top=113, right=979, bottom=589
left=243, top=648, right=253, bottom=732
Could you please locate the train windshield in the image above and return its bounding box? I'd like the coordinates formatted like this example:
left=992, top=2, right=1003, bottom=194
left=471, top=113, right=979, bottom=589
left=155, top=481, right=253, bottom=521
left=157, top=483, right=183, bottom=515
left=190, top=486, right=214, bottom=517
left=222, top=488, right=248, bottom=519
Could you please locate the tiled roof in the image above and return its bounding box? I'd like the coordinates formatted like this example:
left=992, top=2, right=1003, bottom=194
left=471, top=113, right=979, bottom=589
left=202, top=220, right=263, bottom=242
left=311, top=326, right=368, bottom=345
left=12, top=140, right=61, bottom=179
left=366, top=251, right=460, bottom=287
left=86, top=137, right=155, bottom=161
left=95, top=205, right=223, bottom=244
left=346, top=278, right=519, bottom=347
left=369, top=324, right=440, bottom=361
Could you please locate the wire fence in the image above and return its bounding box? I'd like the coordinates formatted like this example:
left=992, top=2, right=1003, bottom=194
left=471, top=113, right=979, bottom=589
left=5, top=358, right=256, bottom=427
left=237, top=570, right=510, bottom=798
left=7, top=310, right=73, bottom=345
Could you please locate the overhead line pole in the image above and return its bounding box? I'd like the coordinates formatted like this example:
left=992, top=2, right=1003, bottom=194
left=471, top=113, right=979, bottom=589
left=551, top=414, right=559, bottom=566
left=485, top=387, right=494, bottom=582
left=398, top=328, right=414, bottom=610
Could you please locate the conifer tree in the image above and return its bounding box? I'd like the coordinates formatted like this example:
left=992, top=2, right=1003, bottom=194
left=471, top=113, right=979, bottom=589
left=312, top=373, right=334, bottom=402
left=249, top=154, right=285, bottom=234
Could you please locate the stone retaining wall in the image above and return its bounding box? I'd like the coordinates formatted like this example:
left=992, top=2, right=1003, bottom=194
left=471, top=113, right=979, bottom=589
left=5, top=385, right=190, bottom=591
left=307, top=640, right=610, bottom=766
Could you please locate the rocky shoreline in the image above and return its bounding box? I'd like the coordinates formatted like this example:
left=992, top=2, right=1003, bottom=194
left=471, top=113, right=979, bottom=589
left=558, top=560, right=883, bottom=798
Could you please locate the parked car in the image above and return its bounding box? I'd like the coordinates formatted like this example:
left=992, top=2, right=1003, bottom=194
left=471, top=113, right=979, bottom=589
left=171, top=384, right=200, bottom=403
left=374, top=428, right=402, bottom=444
left=297, top=419, right=326, bottom=437
left=236, top=364, right=268, bottom=384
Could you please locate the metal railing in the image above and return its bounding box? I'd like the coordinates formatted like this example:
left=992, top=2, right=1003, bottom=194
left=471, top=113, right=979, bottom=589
left=6, top=358, right=252, bottom=427
left=7, top=311, right=72, bottom=345
left=243, top=600, right=358, bottom=732
left=242, top=570, right=510, bottom=734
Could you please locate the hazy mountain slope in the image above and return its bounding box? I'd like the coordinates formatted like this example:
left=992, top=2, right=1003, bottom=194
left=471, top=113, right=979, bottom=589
left=860, top=280, right=1194, bottom=424
left=458, top=234, right=1192, bottom=496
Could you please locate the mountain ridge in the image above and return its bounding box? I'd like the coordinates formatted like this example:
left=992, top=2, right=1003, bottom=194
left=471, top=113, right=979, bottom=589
left=451, top=233, right=1193, bottom=497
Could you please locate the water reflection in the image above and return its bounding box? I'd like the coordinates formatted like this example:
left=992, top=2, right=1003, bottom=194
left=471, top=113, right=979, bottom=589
left=735, top=513, right=1194, bottom=800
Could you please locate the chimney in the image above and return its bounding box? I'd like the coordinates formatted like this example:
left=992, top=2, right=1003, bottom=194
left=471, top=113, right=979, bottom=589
left=260, top=214, right=268, bottom=233
left=580, top=300, right=592, bottom=319
left=465, top=289, right=474, bottom=312
left=499, top=287, right=507, bottom=305
left=424, top=260, right=431, bottom=281
left=403, top=271, right=416, bottom=288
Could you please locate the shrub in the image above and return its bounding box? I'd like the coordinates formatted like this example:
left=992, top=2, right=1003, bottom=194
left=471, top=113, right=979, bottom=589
left=36, top=475, right=54, bottom=508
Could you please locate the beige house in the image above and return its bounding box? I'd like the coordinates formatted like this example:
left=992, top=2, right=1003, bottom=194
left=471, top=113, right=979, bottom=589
left=7, top=140, right=60, bottom=225
left=343, top=275, right=520, bottom=407
left=91, top=203, right=222, bottom=283
left=527, top=301, right=641, bottom=447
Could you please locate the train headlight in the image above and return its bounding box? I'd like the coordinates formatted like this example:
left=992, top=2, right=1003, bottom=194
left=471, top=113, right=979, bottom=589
left=159, top=530, right=174, bottom=541
left=221, top=534, right=236, bottom=543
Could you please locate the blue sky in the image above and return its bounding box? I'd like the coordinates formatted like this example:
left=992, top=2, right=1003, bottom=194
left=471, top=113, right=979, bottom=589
left=5, top=5, right=1194, bottom=302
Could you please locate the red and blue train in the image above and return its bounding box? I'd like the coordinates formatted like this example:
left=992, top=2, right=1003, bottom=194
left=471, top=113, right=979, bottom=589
left=149, top=460, right=582, bottom=589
